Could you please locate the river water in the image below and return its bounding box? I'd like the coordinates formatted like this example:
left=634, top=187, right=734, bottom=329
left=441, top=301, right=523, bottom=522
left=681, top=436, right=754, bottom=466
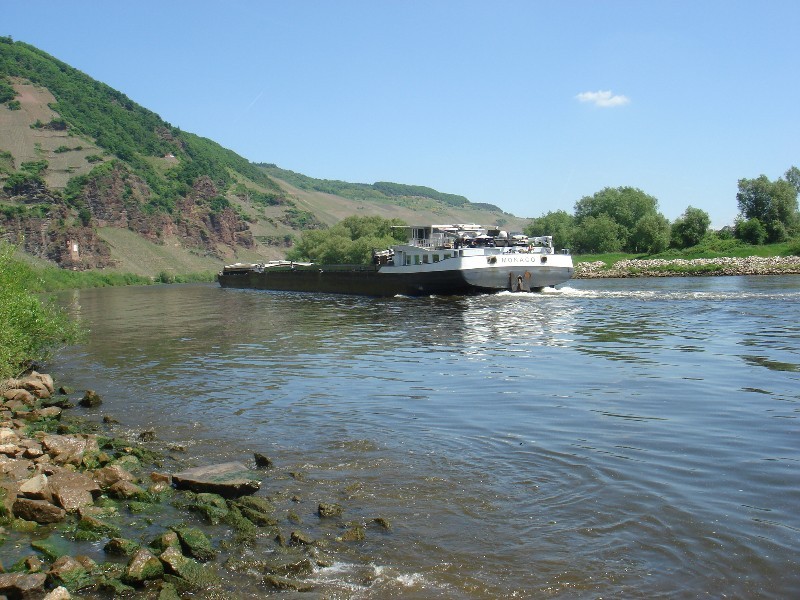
left=46, top=276, right=799, bottom=598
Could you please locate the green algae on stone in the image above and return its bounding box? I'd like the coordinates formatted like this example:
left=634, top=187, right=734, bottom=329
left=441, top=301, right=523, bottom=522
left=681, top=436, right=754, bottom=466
left=103, top=537, right=141, bottom=556
left=223, top=505, right=257, bottom=544
left=31, top=535, right=72, bottom=561
left=121, top=548, right=164, bottom=585
left=170, top=525, right=216, bottom=562
left=159, top=546, right=220, bottom=589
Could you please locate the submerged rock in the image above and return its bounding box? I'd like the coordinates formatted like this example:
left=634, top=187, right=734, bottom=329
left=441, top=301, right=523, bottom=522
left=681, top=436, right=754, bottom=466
left=78, top=390, right=102, bottom=407
left=172, top=462, right=260, bottom=498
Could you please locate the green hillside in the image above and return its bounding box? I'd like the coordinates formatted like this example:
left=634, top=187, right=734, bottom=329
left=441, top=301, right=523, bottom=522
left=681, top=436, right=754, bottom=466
left=0, top=38, right=525, bottom=276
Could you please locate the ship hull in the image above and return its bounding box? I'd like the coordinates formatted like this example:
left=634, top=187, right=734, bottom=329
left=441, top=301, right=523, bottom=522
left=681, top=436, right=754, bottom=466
left=217, top=259, right=574, bottom=297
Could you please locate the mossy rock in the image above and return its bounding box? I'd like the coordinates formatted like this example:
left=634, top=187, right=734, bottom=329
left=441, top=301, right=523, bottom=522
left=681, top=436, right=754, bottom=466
left=104, top=537, right=140, bottom=556
left=78, top=515, right=121, bottom=537
left=49, top=564, right=93, bottom=592
left=170, top=525, right=216, bottom=562
left=149, top=531, right=181, bottom=553
left=232, top=496, right=275, bottom=514
left=111, top=454, right=141, bottom=472
left=121, top=548, right=164, bottom=585
left=240, top=506, right=277, bottom=527
left=223, top=506, right=257, bottom=544
left=318, top=502, right=343, bottom=518
left=157, top=581, right=182, bottom=600
left=31, top=535, right=72, bottom=561
left=337, top=525, right=365, bottom=542
left=97, top=575, right=136, bottom=596
left=159, top=547, right=220, bottom=589
left=263, top=574, right=314, bottom=592
left=187, top=492, right=229, bottom=524
left=11, top=519, right=38, bottom=533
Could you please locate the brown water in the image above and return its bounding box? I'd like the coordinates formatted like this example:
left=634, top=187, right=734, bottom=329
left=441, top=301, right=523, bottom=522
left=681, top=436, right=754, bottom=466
left=41, top=276, right=800, bottom=598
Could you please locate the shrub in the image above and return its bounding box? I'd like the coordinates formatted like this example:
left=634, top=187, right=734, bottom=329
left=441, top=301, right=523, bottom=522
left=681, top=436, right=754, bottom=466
left=0, top=243, right=82, bottom=379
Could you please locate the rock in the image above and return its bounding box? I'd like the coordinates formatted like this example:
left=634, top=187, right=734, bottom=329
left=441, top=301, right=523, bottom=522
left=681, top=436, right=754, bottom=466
left=318, top=502, right=343, bottom=518
left=108, top=480, right=146, bottom=500
left=28, top=372, right=55, bottom=394
left=58, top=386, right=73, bottom=396
left=29, top=407, right=62, bottom=421
left=77, top=515, right=121, bottom=538
left=40, top=434, right=99, bottom=466
left=2, top=389, right=35, bottom=404
left=43, top=586, right=71, bottom=600
left=253, top=452, right=273, bottom=468
left=12, top=497, right=66, bottom=524
left=122, top=548, right=164, bottom=585
left=48, top=555, right=92, bottom=591
left=264, top=554, right=314, bottom=577
left=156, top=581, right=181, bottom=600
left=289, top=530, right=315, bottom=546
left=20, top=377, right=51, bottom=399
left=171, top=462, right=260, bottom=498
left=262, top=575, right=314, bottom=592
left=171, top=525, right=216, bottom=562
left=158, top=546, right=219, bottom=589
left=232, top=496, right=276, bottom=526
left=371, top=516, right=391, bottom=529
left=18, top=474, right=52, bottom=501
left=104, top=537, right=140, bottom=556
left=31, top=535, right=75, bottom=561
left=0, top=427, right=19, bottom=444
left=0, top=443, right=19, bottom=457
left=48, top=469, right=100, bottom=511
left=0, top=572, right=48, bottom=598
left=149, top=531, right=181, bottom=553
left=337, top=525, right=366, bottom=542
left=187, top=492, right=228, bottom=524
left=24, top=555, right=45, bottom=572
left=138, top=430, right=155, bottom=442
left=79, top=390, right=102, bottom=407
left=93, top=464, right=135, bottom=489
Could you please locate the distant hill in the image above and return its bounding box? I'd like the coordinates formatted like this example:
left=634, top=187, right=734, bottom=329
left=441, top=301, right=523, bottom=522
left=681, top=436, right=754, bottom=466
left=0, top=38, right=526, bottom=275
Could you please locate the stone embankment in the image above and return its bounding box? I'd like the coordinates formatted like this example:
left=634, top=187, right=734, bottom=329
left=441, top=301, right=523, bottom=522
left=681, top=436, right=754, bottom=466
left=574, top=255, right=800, bottom=279
left=0, top=372, right=386, bottom=598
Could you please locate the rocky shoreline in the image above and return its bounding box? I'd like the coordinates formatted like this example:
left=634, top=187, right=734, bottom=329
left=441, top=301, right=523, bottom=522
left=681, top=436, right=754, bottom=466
left=573, top=255, right=800, bottom=279
left=0, top=372, right=386, bottom=599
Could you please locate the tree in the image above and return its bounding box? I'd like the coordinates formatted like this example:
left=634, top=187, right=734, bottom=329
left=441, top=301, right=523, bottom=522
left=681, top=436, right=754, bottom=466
left=671, top=206, right=711, bottom=248
left=524, top=210, right=576, bottom=250
left=287, top=216, right=408, bottom=264
left=735, top=218, right=767, bottom=245
left=631, top=213, right=671, bottom=254
left=574, top=186, right=665, bottom=252
left=572, top=214, right=624, bottom=254
left=736, top=173, right=798, bottom=242
left=784, top=166, right=800, bottom=196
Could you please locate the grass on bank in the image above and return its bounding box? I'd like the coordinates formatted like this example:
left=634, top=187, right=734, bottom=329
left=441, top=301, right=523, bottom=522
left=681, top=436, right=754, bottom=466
left=0, top=243, right=83, bottom=380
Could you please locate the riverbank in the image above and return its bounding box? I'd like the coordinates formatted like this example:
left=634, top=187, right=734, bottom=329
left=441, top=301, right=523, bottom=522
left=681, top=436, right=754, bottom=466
left=0, top=372, right=387, bottom=598
left=573, top=255, right=800, bottom=278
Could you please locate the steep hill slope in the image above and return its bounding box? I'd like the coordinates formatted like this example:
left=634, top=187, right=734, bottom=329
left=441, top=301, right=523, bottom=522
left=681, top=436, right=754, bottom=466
left=0, top=38, right=525, bottom=276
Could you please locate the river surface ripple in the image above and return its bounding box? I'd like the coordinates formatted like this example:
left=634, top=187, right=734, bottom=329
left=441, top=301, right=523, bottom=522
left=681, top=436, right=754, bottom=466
left=48, top=275, right=800, bottom=598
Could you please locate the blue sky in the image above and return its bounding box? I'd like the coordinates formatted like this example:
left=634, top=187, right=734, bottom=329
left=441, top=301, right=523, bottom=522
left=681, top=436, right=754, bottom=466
left=4, top=1, right=798, bottom=227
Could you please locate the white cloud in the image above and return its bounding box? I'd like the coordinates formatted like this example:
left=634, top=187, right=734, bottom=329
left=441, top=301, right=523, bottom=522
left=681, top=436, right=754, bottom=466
left=575, top=90, right=630, bottom=108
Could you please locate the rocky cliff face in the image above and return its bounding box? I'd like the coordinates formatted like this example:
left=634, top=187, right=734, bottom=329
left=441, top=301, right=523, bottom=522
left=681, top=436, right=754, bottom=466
left=1, top=164, right=255, bottom=270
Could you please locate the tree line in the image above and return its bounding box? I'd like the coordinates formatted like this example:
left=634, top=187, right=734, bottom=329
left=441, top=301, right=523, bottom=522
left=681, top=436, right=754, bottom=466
left=525, top=166, right=800, bottom=254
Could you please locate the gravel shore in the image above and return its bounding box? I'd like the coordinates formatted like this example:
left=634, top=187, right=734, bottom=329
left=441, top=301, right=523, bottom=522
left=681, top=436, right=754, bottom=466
left=574, top=255, right=800, bottom=278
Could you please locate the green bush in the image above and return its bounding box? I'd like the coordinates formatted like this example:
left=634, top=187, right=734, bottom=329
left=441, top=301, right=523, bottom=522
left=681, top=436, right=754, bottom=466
left=0, top=243, right=82, bottom=379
